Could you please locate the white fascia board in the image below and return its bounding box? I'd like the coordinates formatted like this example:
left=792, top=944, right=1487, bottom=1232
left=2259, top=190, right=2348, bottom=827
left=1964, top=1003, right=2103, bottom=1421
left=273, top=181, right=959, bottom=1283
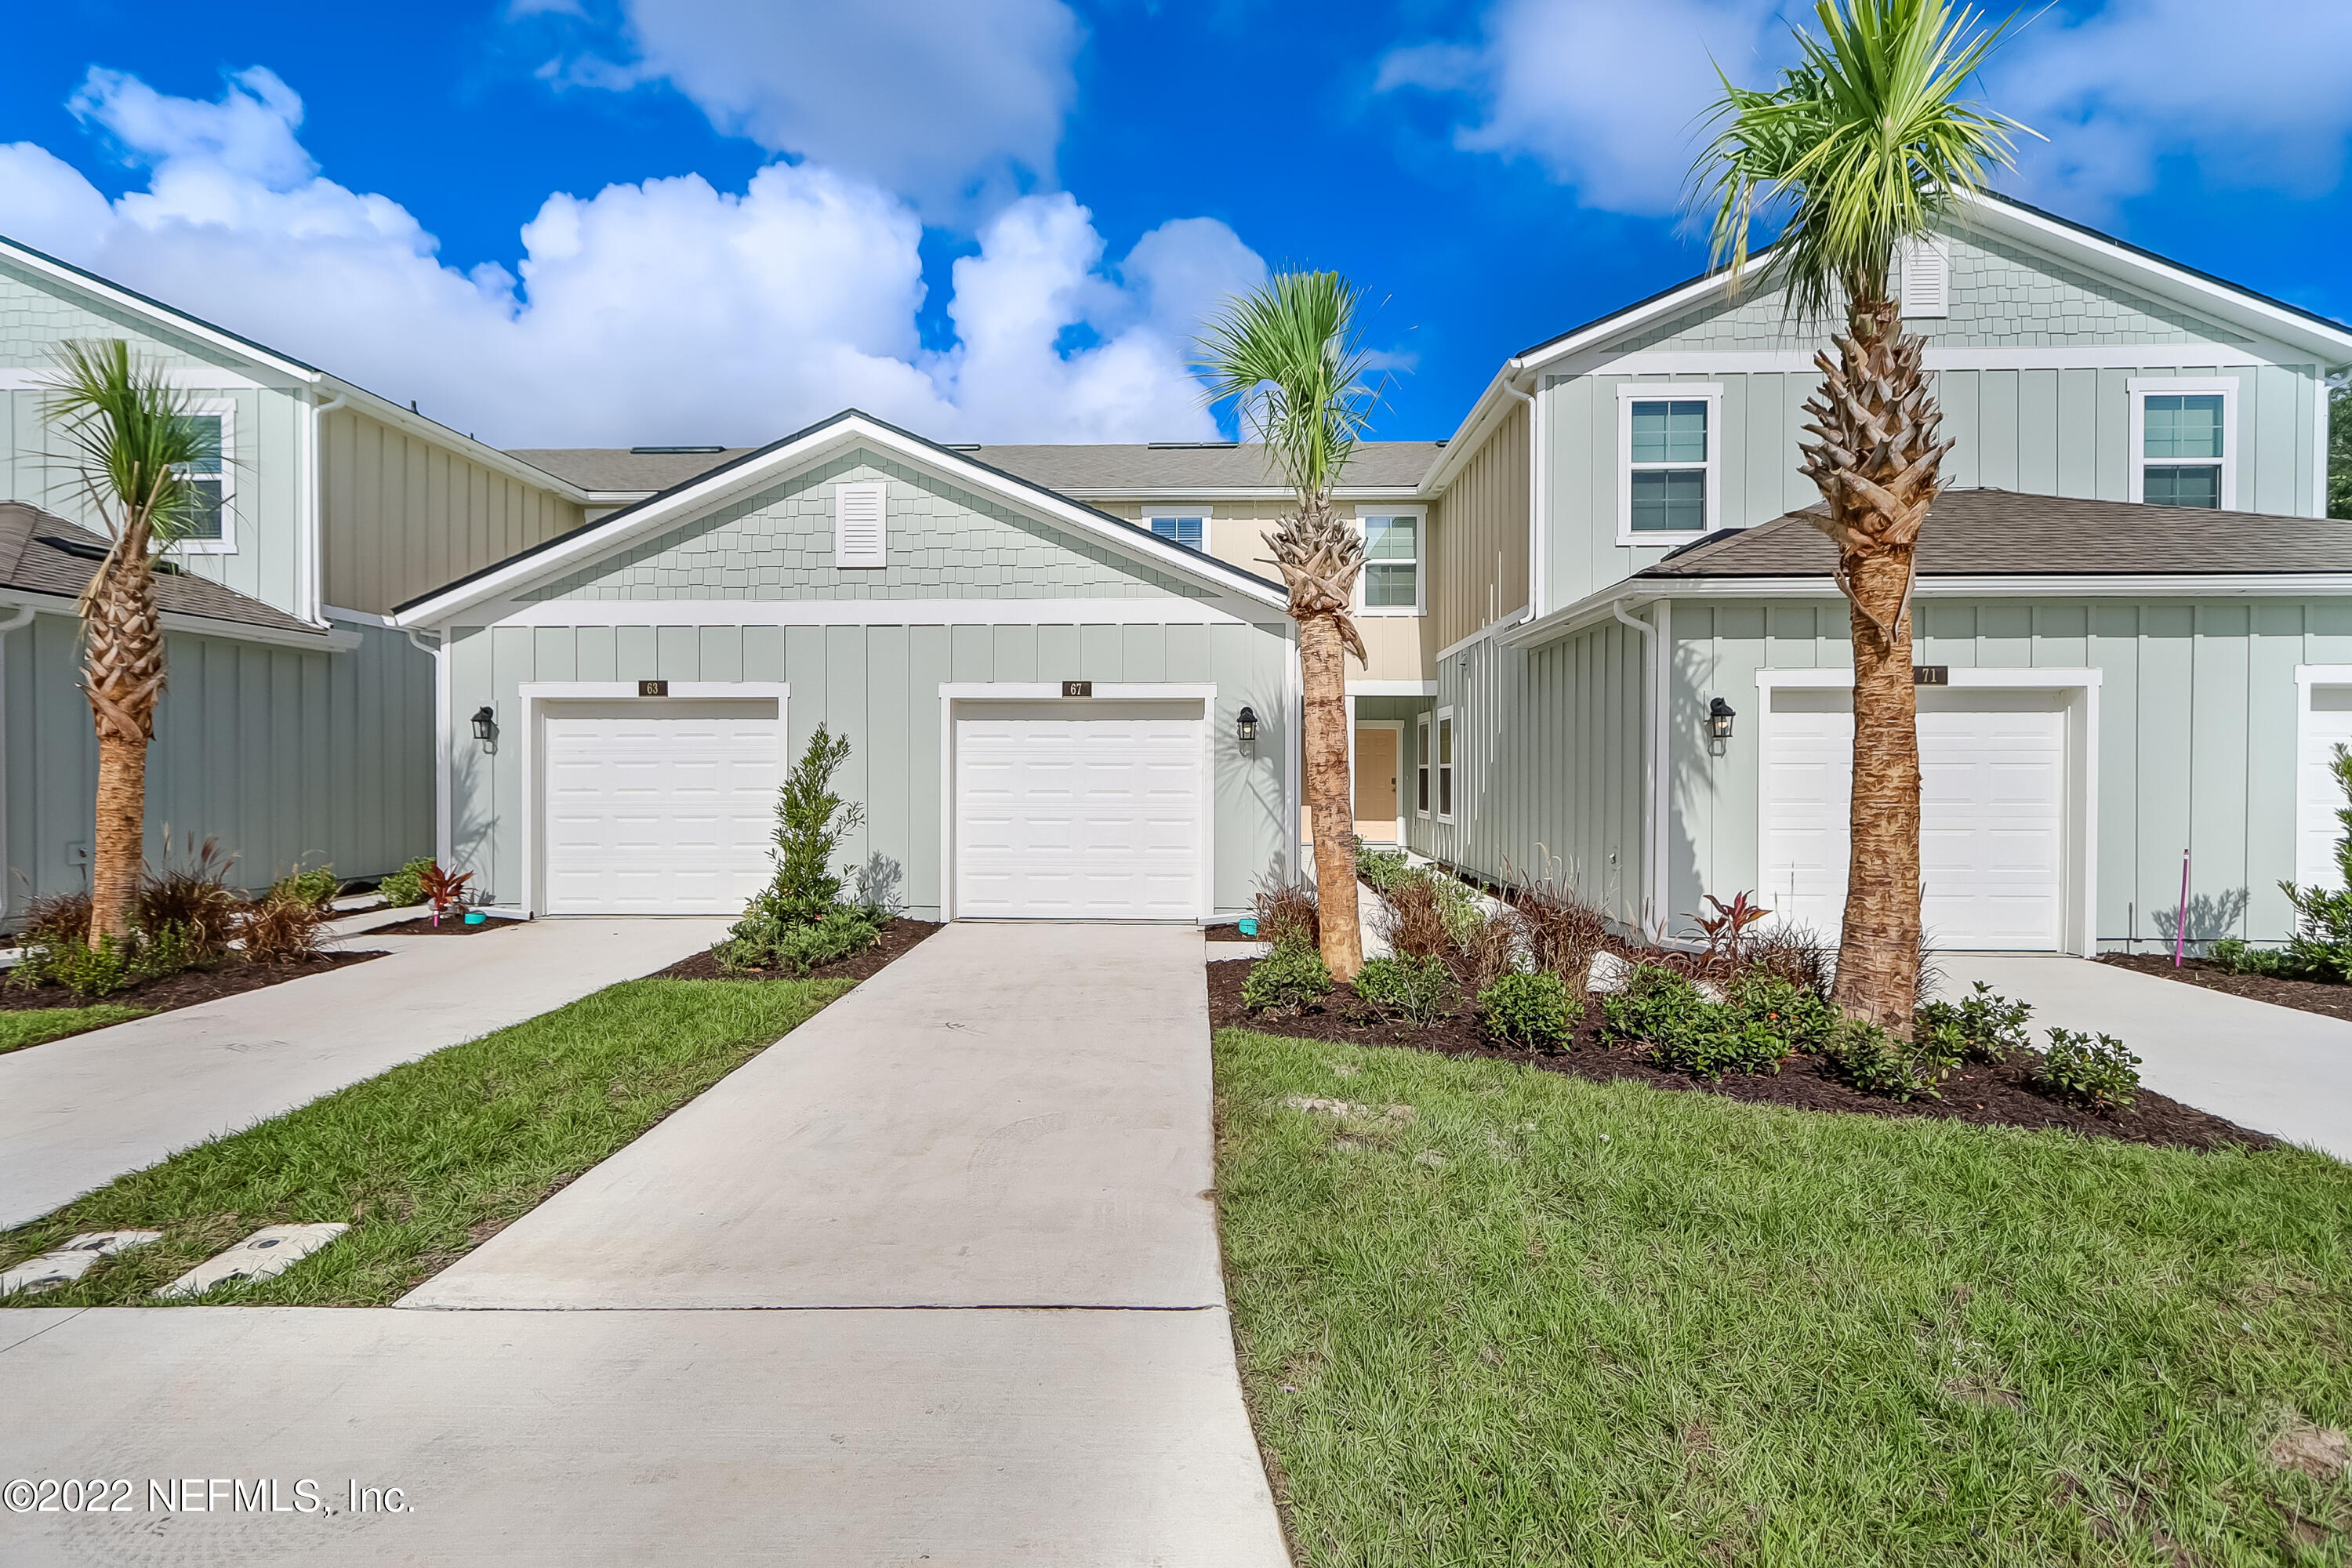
left=0, top=236, right=321, bottom=386
left=462, top=597, right=1267, bottom=631
left=1504, top=589, right=1661, bottom=650
left=0, top=592, right=358, bottom=652
left=394, top=413, right=1289, bottom=628
left=1419, top=368, right=1526, bottom=495
left=1348, top=679, right=1438, bottom=696
left=1055, top=485, right=1426, bottom=503
left=1592, top=345, right=2281, bottom=376
left=1438, top=605, right=1531, bottom=662
left=1621, top=573, right=2352, bottom=601
left=1966, top=199, right=2352, bottom=368
left=318, top=378, right=594, bottom=504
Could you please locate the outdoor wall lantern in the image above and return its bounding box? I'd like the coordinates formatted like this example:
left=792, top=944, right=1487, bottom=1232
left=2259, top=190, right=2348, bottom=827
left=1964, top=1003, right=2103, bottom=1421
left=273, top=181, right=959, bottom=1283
left=1236, top=704, right=1259, bottom=755
left=1705, top=697, right=1737, bottom=757
left=471, top=705, right=498, bottom=751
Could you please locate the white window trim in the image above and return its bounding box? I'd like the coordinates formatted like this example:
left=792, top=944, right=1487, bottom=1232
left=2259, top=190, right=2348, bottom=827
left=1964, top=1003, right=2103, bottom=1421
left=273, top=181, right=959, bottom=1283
left=1434, top=705, right=1456, bottom=824
left=1415, top=710, right=1432, bottom=819
left=833, top=479, right=887, bottom=568
left=1353, top=504, right=1427, bottom=617
left=2127, top=377, right=2238, bottom=510
left=1141, top=506, right=1214, bottom=554
left=173, top=399, right=237, bottom=555
left=1615, top=383, right=1722, bottom=546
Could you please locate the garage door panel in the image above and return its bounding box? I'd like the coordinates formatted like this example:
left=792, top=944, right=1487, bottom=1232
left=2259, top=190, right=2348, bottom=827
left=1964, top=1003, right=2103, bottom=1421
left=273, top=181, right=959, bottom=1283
left=1761, top=688, right=2067, bottom=951
left=955, top=707, right=1204, bottom=920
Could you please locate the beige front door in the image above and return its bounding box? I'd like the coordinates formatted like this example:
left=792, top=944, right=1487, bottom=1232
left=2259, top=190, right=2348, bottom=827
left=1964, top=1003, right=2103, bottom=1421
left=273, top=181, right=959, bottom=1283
left=1353, top=725, right=1399, bottom=842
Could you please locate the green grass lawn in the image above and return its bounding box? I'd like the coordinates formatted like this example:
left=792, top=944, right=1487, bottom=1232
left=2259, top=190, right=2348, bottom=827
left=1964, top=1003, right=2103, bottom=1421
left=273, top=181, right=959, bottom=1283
left=0, top=978, right=846, bottom=1306
left=1217, top=1028, right=2352, bottom=1567
left=0, top=1005, right=150, bottom=1054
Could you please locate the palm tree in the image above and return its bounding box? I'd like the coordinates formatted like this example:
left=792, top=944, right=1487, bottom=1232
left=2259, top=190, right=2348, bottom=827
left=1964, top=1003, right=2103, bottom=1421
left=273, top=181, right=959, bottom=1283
left=39, top=339, right=219, bottom=943
left=1697, top=0, right=2033, bottom=1029
left=1196, top=272, right=1381, bottom=980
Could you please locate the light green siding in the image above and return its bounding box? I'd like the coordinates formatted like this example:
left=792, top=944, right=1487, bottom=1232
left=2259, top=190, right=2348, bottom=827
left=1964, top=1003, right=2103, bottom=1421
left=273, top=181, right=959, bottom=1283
left=524, top=448, right=1207, bottom=603
left=443, top=615, right=1292, bottom=920
left=0, top=256, right=313, bottom=621
left=2, top=611, right=433, bottom=923
left=1658, top=595, right=2352, bottom=949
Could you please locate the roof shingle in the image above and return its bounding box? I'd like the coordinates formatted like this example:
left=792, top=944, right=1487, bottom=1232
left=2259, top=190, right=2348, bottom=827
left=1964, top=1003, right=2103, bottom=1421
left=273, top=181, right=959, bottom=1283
left=0, top=503, right=325, bottom=637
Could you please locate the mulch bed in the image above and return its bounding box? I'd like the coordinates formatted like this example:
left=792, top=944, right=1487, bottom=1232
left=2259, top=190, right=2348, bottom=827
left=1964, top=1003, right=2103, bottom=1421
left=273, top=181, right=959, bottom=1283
left=650, top=917, right=944, bottom=985
left=1207, top=959, right=2280, bottom=1155
left=367, top=913, right=528, bottom=937
left=0, top=950, right=387, bottom=1017
left=2099, top=952, right=2352, bottom=1024
left=1205, top=924, right=1262, bottom=943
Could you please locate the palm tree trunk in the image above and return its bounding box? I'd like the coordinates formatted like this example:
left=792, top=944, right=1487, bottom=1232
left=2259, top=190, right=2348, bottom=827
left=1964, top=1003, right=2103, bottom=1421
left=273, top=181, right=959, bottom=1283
left=82, top=554, right=165, bottom=943
left=1298, top=611, right=1363, bottom=981
left=1834, top=548, right=1922, bottom=1029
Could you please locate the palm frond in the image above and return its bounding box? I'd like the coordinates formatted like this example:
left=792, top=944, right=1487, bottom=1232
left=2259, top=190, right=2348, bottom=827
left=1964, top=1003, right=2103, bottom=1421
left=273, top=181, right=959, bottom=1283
left=1694, top=0, right=2040, bottom=321
left=1192, top=271, right=1381, bottom=506
left=36, top=339, right=217, bottom=553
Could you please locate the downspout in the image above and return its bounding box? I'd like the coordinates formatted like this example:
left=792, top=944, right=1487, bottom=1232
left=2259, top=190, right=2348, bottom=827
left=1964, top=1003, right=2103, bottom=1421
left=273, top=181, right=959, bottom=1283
left=0, top=601, right=32, bottom=928
left=303, top=387, right=350, bottom=628
left=1611, top=597, right=1669, bottom=935
left=405, top=623, right=452, bottom=874
left=1504, top=375, right=1545, bottom=622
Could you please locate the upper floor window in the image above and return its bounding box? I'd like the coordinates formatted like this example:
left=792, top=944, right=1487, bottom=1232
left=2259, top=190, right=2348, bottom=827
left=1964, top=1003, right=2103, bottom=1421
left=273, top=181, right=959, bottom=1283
left=173, top=405, right=234, bottom=554
left=2131, top=379, right=2236, bottom=511
left=1146, top=514, right=1206, bottom=551
left=1617, top=384, right=1720, bottom=544
left=1358, top=509, right=1424, bottom=615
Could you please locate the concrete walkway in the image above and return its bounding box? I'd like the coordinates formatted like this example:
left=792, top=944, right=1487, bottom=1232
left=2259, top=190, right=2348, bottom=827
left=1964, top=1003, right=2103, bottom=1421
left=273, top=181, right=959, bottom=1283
left=0, top=924, right=1290, bottom=1566
left=1944, top=953, right=2352, bottom=1161
left=0, top=917, right=730, bottom=1226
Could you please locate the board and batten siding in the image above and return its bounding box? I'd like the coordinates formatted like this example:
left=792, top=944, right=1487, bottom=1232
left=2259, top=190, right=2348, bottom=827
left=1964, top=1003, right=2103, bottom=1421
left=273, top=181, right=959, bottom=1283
left=1664, top=595, right=2352, bottom=950
left=1411, top=619, right=1647, bottom=923
left=1, top=255, right=312, bottom=619
left=1428, top=400, right=1530, bottom=655
left=2, top=611, right=432, bottom=922
left=442, top=616, right=1291, bottom=921
left=321, top=410, right=584, bottom=616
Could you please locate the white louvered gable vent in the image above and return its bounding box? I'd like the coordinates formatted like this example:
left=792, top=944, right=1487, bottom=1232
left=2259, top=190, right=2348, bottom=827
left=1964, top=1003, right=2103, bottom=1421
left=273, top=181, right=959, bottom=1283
left=1897, top=238, right=1950, bottom=318
left=833, top=481, right=887, bottom=568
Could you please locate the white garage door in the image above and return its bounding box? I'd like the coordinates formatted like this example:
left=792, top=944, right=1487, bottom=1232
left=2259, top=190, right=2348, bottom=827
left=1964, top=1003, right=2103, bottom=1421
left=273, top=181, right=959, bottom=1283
left=2298, top=683, right=2352, bottom=888
left=954, top=701, right=1205, bottom=920
left=1760, top=686, right=2067, bottom=950
left=542, top=700, right=782, bottom=914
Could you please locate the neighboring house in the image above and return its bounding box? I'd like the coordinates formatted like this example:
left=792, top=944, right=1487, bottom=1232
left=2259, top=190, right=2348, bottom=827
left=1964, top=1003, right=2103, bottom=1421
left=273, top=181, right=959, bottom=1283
left=1409, top=192, right=2352, bottom=953
left=392, top=415, right=1298, bottom=923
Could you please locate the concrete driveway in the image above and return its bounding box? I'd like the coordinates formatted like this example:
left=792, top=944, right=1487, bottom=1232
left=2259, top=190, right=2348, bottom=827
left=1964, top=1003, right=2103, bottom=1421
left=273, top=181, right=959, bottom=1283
left=1943, top=953, right=2352, bottom=1161
left=0, top=923, right=1290, bottom=1567
left=0, top=917, right=730, bottom=1226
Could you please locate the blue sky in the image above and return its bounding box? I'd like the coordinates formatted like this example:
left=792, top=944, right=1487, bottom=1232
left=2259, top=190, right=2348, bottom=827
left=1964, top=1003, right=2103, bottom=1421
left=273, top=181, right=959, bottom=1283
left=2, top=0, right=2346, bottom=449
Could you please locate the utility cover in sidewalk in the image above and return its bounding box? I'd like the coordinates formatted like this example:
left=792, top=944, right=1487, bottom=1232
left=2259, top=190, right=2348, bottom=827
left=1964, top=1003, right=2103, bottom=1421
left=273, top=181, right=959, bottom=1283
left=157, top=1224, right=348, bottom=1300
left=0, top=1231, right=162, bottom=1296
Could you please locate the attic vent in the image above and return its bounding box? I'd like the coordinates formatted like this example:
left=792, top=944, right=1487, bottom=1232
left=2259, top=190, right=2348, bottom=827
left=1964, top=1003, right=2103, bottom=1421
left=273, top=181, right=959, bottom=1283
left=833, top=481, right=887, bottom=568
left=1897, top=238, right=1950, bottom=318
left=629, top=445, right=725, bottom=454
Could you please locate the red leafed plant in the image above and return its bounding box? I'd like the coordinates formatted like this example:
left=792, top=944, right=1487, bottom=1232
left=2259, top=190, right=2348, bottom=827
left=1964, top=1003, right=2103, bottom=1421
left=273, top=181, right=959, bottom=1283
left=417, top=862, right=474, bottom=927
left=1690, top=891, right=1771, bottom=965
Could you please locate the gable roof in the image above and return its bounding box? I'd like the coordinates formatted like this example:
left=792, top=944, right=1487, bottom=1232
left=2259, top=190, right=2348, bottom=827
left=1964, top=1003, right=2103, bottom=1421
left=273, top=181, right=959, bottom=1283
left=1635, top=490, right=2352, bottom=580
left=0, top=502, right=330, bottom=640
left=395, top=409, right=1294, bottom=625
left=507, top=439, right=1443, bottom=499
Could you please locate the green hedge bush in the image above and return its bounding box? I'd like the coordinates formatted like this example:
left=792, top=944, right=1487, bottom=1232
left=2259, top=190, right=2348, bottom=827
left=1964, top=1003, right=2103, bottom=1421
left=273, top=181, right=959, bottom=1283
left=1479, top=970, right=1572, bottom=1049
left=1244, top=944, right=1334, bottom=1015
left=2038, top=1027, right=2141, bottom=1110
left=1354, top=953, right=1455, bottom=1027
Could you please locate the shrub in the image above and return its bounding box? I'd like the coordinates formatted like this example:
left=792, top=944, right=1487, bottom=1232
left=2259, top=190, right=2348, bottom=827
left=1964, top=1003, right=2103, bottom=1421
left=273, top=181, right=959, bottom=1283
left=1604, top=966, right=1785, bottom=1080
left=1479, top=969, right=1573, bottom=1049
left=1243, top=944, right=1334, bottom=1016
left=1914, top=981, right=2034, bottom=1064
left=239, top=888, right=332, bottom=964
left=376, top=857, right=434, bottom=908
left=139, top=834, right=242, bottom=956
left=19, top=887, right=93, bottom=950
left=1354, top=953, right=1456, bottom=1027
left=128, top=921, right=216, bottom=981
left=1739, top=922, right=1835, bottom=995
left=759, top=724, right=866, bottom=925
left=1725, top=971, right=1842, bottom=1054
left=1822, top=1018, right=1958, bottom=1101
left=1355, top=843, right=1414, bottom=892
left=715, top=903, right=886, bottom=975
left=2038, top=1028, right=2140, bottom=1111
left=1251, top=877, right=1319, bottom=954
left=269, top=862, right=342, bottom=909
left=43, top=936, right=132, bottom=999
left=1510, top=867, right=1610, bottom=992
left=1449, top=904, right=1520, bottom=996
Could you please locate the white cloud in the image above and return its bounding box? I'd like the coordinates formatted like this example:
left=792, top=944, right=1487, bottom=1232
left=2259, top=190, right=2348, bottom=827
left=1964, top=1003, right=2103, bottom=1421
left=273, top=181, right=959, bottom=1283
left=0, top=67, right=1260, bottom=449
left=1380, top=0, right=2352, bottom=218
left=536, top=0, right=1083, bottom=220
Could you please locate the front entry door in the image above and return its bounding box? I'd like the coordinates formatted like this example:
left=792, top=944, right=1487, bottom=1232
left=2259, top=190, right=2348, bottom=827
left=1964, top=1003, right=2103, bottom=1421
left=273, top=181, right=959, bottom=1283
left=1353, top=725, right=1399, bottom=843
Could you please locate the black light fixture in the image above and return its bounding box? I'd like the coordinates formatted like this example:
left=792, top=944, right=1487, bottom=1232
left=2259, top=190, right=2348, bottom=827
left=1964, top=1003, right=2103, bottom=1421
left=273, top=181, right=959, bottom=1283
left=471, top=705, right=498, bottom=750
left=1236, top=704, right=1259, bottom=754
left=1705, top=697, right=1737, bottom=757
